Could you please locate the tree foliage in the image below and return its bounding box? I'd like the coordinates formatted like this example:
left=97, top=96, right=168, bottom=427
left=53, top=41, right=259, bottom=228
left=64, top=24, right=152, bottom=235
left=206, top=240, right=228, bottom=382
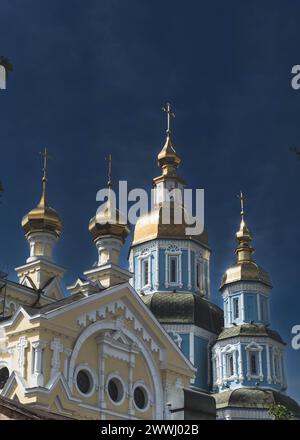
left=268, top=403, right=294, bottom=420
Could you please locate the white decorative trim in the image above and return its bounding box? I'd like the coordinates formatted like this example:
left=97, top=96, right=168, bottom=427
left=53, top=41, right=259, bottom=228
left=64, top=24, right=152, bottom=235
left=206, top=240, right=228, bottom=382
left=68, top=319, right=164, bottom=419
left=50, top=338, right=64, bottom=380
left=221, top=344, right=238, bottom=382
left=31, top=340, right=47, bottom=387
left=266, top=344, right=272, bottom=384
left=272, top=346, right=283, bottom=384
left=165, top=245, right=182, bottom=288
left=189, top=333, right=194, bottom=365
left=245, top=341, right=263, bottom=381
left=241, top=293, right=245, bottom=322
left=168, top=331, right=182, bottom=349
left=237, top=343, right=244, bottom=383
left=63, top=348, right=72, bottom=381
left=154, top=243, right=159, bottom=289
left=163, top=324, right=217, bottom=342
left=223, top=282, right=271, bottom=296
left=217, top=408, right=273, bottom=420
left=16, top=336, right=28, bottom=378
left=1, top=282, right=195, bottom=373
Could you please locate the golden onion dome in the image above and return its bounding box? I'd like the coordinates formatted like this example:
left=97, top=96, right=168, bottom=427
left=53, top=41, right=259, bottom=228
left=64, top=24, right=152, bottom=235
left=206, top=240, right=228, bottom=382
left=220, top=192, right=272, bottom=290
left=132, top=202, right=209, bottom=247
left=22, top=165, right=62, bottom=238
left=89, top=154, right=130, bottom=242
left=157, top=130, right=181, bottom=177
left=89, top=199, right=130, bottom=242
left=220, top=261, right=272, bottom=289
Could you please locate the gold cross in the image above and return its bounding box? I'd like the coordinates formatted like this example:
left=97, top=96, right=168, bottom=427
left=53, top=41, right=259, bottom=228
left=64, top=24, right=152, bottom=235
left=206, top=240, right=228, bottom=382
left=237, top=190, right=245, bottom=217
left=39, top=147, right=50, bottom=181
left=162, top=102, right=175, bottom=133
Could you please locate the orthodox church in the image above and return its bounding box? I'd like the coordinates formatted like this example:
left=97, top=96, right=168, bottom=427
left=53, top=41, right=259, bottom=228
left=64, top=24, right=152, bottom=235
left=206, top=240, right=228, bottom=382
left=0, top=106, right=299, bottom=420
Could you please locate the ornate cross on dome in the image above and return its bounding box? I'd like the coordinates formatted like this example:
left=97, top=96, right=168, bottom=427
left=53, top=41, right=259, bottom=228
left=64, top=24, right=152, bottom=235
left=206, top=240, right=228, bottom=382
left=238, top=190, right=245, bottom=218
left=38, top=147, right=50, bottom=207
left=39, top=147, right=50, bottom=182
left=162, top=102, right=175, bottom=133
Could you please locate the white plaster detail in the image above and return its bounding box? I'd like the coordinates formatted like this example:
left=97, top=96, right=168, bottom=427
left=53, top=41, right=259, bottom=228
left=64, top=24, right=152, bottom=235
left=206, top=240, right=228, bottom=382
left=50, top=338, right=64, bottom=379
left=16, top=336, right=28, bottom=378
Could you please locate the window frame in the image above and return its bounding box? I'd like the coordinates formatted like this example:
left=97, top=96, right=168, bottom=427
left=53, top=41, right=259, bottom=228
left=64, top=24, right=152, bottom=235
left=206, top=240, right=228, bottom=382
left=169, top=255, right=179, bottom=285
left=233, top=297, right=239, bottom=320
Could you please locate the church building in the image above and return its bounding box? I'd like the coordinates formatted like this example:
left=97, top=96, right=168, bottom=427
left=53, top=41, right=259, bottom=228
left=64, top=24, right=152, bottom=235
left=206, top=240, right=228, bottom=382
left=0, top=106, right=299, bottom=420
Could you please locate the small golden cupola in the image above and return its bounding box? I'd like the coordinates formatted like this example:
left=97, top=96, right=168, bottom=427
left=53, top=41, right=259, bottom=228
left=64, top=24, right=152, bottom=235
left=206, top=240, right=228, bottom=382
left=220, top=191, right=272, bottom=289
left=85, top=154, right=131, bottom=289
left=21, top=148, right=62, bottom=262
left=156, top=103, right=181, bottom=178
left=88, top=154, right=130, bottom=248
left=15, top=148, right=65, bottom=298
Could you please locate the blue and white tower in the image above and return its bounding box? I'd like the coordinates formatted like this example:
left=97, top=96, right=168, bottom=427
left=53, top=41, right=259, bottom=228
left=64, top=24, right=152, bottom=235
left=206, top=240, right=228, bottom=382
left=211, top=193, right=300, bottom=419
left=129, top=104, right=223, bottom=391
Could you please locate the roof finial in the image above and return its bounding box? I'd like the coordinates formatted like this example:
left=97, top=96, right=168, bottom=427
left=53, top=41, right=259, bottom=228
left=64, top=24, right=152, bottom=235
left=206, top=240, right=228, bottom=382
left=38, top=147, right=50, bottom=207
left=235, top=191, right=254, bottom=262
left=162, top=102, right=175, bottom=134
left=106, top=153, right=112, bottom=189
left=238, top=190, right=245, bottom=220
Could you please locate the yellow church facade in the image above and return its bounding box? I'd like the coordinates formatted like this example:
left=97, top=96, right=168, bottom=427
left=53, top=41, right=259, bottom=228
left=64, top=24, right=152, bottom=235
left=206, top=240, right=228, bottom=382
left=0, top=145, right=205, bottom=420
left=0, top=282, right=194, bottom=420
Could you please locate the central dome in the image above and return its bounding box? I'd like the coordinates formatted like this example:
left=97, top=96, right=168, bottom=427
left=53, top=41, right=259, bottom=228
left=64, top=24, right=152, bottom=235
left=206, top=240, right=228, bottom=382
left=132, top=202, right=209, bottom=247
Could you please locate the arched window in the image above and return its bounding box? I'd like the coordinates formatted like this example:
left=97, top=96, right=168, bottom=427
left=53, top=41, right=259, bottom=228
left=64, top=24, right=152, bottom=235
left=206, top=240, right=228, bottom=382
left=227, top=354, right=234, bottom=377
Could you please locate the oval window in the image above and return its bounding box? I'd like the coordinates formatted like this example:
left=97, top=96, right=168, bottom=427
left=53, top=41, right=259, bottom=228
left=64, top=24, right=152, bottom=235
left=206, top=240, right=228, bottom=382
left=107, top=377, right=124, bottom=403
left=134, top=386, right=148, bottom=410
left=76, top=370, right=92, bottom=395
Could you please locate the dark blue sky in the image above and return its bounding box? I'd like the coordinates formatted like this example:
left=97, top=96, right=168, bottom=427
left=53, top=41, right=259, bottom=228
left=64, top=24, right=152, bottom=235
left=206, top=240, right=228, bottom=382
left=1, top=0, right=300, bottom=401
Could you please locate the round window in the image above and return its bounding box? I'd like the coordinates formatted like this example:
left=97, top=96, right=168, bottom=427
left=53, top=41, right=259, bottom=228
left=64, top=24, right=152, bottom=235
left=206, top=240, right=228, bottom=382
left=76, top=370, right=92, bottom=395
left=134, top=386, right=148, bottom=410
left=107, top=377, right=124, bottom=403
left=0, top=367, right=9, bottom=390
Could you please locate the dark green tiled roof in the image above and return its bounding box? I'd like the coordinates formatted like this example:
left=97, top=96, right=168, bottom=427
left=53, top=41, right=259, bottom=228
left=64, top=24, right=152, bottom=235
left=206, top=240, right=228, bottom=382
left=213, top=388, right=300, bottom=417
left=217, top=324, right=285, bottom=344
left=143, top=292, right=224, bottom=335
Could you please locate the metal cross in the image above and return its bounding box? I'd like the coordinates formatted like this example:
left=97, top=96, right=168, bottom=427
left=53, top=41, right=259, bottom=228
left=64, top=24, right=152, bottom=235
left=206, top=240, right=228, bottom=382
left=238, top=190, right=245, bottom=217
left=162, top=102, right=175, bottom=133
left=39, top=147, right=50, bottom=181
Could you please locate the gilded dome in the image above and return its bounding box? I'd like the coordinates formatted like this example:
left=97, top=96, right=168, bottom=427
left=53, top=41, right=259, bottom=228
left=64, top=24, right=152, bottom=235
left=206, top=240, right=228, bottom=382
left=220, top=261, right=272, bottom=289
left=89, top=200, right=130, bottom=242
left=157, top=131, right=181, bottom=177
left=132, top=202, right=209, bottom=247
left=22, top=178, right=62, bottom=238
